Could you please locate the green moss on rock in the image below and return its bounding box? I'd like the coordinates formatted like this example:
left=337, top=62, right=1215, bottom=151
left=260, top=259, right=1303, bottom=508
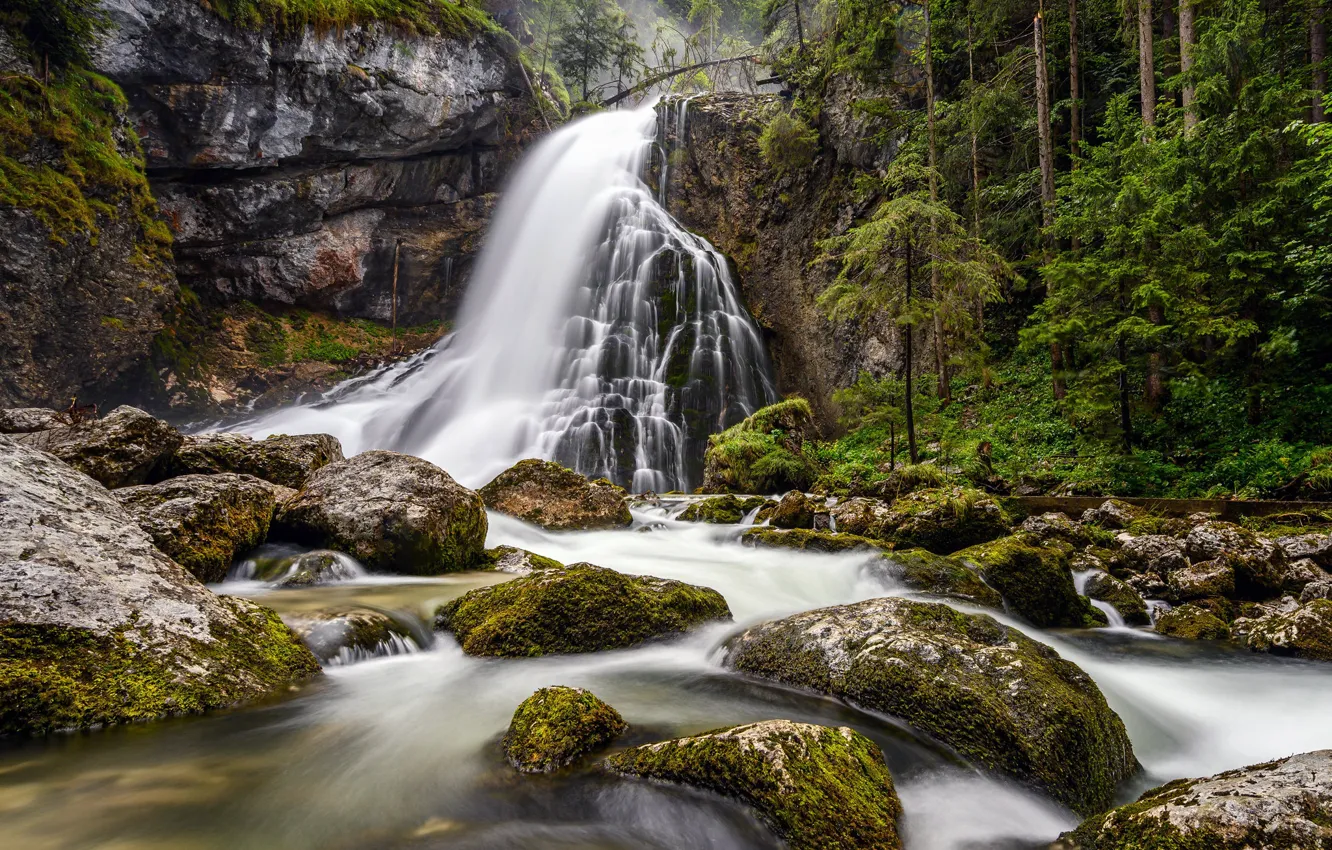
left=606, top=719, right=903, bottom=850
left=164, top=432, right=344, bottom=489
left=1155, top=604, right=1232, bottom=641
left=741, top=527, right=885, bottom=553
left=1243, top=599, right=1332, bottom=661
left=678, top=495, right=769, bottom=524
left=484, top=545, right=565, bottom=575
left=879, top=549, right=1002, bottom=608
left=503, top=686, right=627, bottom=773
left=957, top=535, right=1104, bottom=628
left=879, top=487, right=1012, bottom=554
left=479, top=459, right=632, bottom=531
left=1083, top=571, right=1151, bottom=626
left=435, top=562, right=731, bottom=657
left=701, top=398, right=817, bottom=494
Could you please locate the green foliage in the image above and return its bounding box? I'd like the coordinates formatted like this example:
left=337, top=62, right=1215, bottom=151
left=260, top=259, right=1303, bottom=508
left=702, top=398, right=818, bottom=493
left=550, top=0, right=639, bottom=100
left=208, top=0, right=495, bottom=38
left=758, top=110, right=819, bottom=175
left=1, top=0, right=108, bottom=69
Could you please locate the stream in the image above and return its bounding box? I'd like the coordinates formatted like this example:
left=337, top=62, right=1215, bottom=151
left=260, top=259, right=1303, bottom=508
left=3, top=504, right=1332, bottom=850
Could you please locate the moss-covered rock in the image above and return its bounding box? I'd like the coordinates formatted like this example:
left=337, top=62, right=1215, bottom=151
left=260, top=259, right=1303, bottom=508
left=0, top=438, right=319, bottom=737
left=13, top=406, right=182, bottom=488
left=677, top=495, right=769, bottom=524
left=435, top=562, right=731, bottom=657
left=266, top=550, right=364, bottom=586
left=724, top=598, right=1137, bottom=816
left=1154, top=604, right=1231, bottom=641
left=828, top=497, right=893, bottom=537
left=1018, top=512, right=1090, bottom=546
left=1083, top=571, right=1150, bottom=626
left=1184, top=522, right=1285, bottom=600
left=479, top=459, right=631, bottom=531
left=701, top=398, right=817, bottom=494
left=877, top=549, right=1002, bottom=608
left=956, top=535, right=1103, bottom=628
left=484, top=545, right=564, bottom=576
left=281, top=606, right=416, bottom=664
left=741, top=527, right=884, bottom=553
left=606, top=720, right=902, bottom=850
left=276, top=450, right=487, bottom=574
left=1060, top=751, right=1332, bottom=849
left=878, top=487, right=1011, bottom=554
left=115, top=473, right=277, bottom=583
left=163, top=432, right=344, bottom=488
left=1081, top=499, right=1144, bottom=530
left=770, top=490, right=816, bottom=529
left=1165, top=560, right=1235, bottom=603
left=503, top=686, right=627, bottom=773
left=1242, top=599, right=1332, bottom=661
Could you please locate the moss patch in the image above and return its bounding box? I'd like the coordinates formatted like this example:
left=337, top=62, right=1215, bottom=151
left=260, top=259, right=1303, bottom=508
left=702, top=398, right=818, bottom=493
left=503, top=686, right=627, bottom=773
left=741, top=527, right=885, bottom=553
left=880, top=549, right=1002, bottom=608
left=678, top=495, right=769, bottom=524
left=1155, top=604, right=1231, bottom=641
left=209, top=0, right=498, bottom=39
left=957, top=535, right=1103, bottom=629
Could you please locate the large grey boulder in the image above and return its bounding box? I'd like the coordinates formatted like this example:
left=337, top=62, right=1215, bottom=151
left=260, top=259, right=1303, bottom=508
left=478, top=459, right=632, bottom=531
left=115, top=473, right=278, bottom=583
left=0, top=408, right=63, bottom=433
left=164, top=432, right=343, bottom=488
left=0, top=438, right=319, bottom=736
left=1277, top=531, right=1332, bottom=569
left=1117, top=534, right=1189, bottom=575
left=724, top=597, right=1137, bottom=816
left=1060, top=750, right=1332, bottom=849
left=276, top=450, right=487, bottom=574
left=13, top=406, right=182, bottom=488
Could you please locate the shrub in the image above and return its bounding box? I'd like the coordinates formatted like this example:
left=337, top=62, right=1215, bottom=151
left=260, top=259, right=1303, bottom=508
left=758, top=111, right=819, bottom=176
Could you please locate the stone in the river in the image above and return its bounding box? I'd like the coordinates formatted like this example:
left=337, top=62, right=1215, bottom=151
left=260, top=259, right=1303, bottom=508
left=956, top=535, right=1104, bottom=628
left=1154, top=604, right=1231, bottom=641
left=606, top=719, right=902, bottom=850
left=503, top=686, right=627, bottom=773
left=1058, top=750, right=1332, bottom=849
left=1242, top=598, right=1332, bottom=661
left=724, top=598, right=1136, bottom=816
left=164, top=432, right=344, bottom=488
left=478, top=459, right=632, bottom=531
left=0, top=408, right=63, bottom=434
left=1116, top=534, right=1189, bottom=576
left=1184, top=522, right=1285, bottom=599
left=435, top=562, right=731, bottom=657
left=740, top=527, right=884, bottom=553
left=1083, top=571, right=1151, bottom=626
left=678, top=495, right=768, bottom=524
left=272, top=550, right=363, bottom=587
left=877, top=487, right=1010, bottom=554
left=1019, top=512, right=1089, bottom=546
left=0, top=438, right=319, bottom=736
left=13, top=405, right=182, bottom=488
left=1081, top=499, right=1143, bottom=530
left=281, top=606, right=415, bottom=664
left=770, top=490, right=816, bottom=529
left=828, top=497, right=893, bottom=537
left=115, top=473, right=277, bottom=583
left=876, top=549, right=1002, bottom=608
left=1277, top=531, right=1332, bottom=569
left=276, top=450, right=487, bottom=574
left=1166, top=559, right=1235, bottom=603
left=485, top=545, right=564, bottom=576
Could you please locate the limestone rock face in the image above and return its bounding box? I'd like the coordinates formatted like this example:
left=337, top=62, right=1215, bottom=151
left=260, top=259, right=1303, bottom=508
left=606, top=720, right=903, bottom=850
left=724, top=597, right=1137, bottom=815
left=435, top=562, right=731, bottom=657
left=13, top=406, right=182, bottom=488
left=503, top=686, right=627, bottom=774
left=115, top=473, right=277, bottom=583
left=479, top=459, right=632, bottom=531
left=1061, top=750, right=1332, bottom=850
left=164, top=432, right=344, bottom=488
left=276, top=451, right=487, bottom=574
left=0, top=438, right=319, bottom=736
left=1242, top=598, right=1332, bottom=661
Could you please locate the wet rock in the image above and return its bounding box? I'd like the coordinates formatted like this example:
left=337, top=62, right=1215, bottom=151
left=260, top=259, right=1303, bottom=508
left=1277, top=531, right=1332, bottom=569
left=1081, top=499, right=1143, bottom=530
left=1059, top=750, right=1332, bottom=849
left=1242, top=599, right=1332, bottom=661
left=877, top=549, right=1002, bottom=608
left=503, top=686, right=627, bottom=774
left=435, top=562, right=731, bottom=657
left=1282, top=558, right=1330, bottom=594
left=956, top=536, right=1104, bottom=628
left=770, top=491, right=815, bottom=529
left=828, top=497, right=893, bottom=537
left=13, top=406, right=182, bottom=488
left=485, top=545, right=564, bottom=576
left=1083, top=572, right=1150, bottom=626
left=1154, top=604, right=1231, bottom=641
left=270, top=550, right=364, bottom=587
left=115, top=473, right=277, bottom=583
left=164, top=432, right=344, bottom=488
left=1301, top=577, right=1332, bottom=603
left=1019, top=512, right=1088, bottom=546
left=1184, top=522, right=1285, bottom=599
left=878, top=487, right=1010, bottom=554
left=277, top=451, right=487, bottom=574
left=1116, top=534, right=1189, bottom=576
left=677, top=495, right=769, bottom=524
left=606, top=720, right=902, bottom=850
left=0, top=408, right=63, bottom=433
left=740, top=528, right=884, bottom=553
left=1166, top=560, right=1236, bottom=603
left=479, top=459, right=631, bottom=531
left=724, top=598, right=1137, bottom=815
left=0, top=438, right=319, bottom=736
left=282, top=606, right=416, bottom=664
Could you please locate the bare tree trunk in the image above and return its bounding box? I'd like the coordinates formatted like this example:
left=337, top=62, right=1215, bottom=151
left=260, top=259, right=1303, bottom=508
left=905, top=243, right=919, bottom=465
left=795, top=0, right=806, bottom=55
left=924, top=3, right=950, bottom=403
left=1315, top=3, right=1327, bottom=123
left=1069, top=0, right=1082, bottom=162
left=968, top=15, right=986, bottom=341
left=1181, top=0, right=1197, bottom=132
left=1139, top=0, right=1157, bottom=128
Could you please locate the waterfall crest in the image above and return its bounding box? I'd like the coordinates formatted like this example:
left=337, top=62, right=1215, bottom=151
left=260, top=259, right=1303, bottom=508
left=237, top=104, right=774, bottom=492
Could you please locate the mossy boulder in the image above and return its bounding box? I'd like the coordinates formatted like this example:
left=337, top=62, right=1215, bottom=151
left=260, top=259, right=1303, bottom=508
left=1060, top=751, right=1332, bottom=849
left=724, top=598, right=1137, bottom=816
left=1083, top=572, right=1150, bottom=626
left=276, top=450, right=487, bottom=574
left=1166, top=560, right=1235, bottom=603
left=163, top=432, right=344, bottom=488
left=485, top=545, right=564, bottom=576
left=0, top=438, right=319, bottom=737
left=503, top=686, right=627, bottom=773
left=1184, top=522, right=1285, bottom=599
left=115, top=473, right=277, bottom=583
left=266, top=550, right=364, bottom=587
left=770, top=490, right=816, bottom=529
left=956, top=535, right=1104, bottom=628
left=741, top=527, right=884, bottom=554
left=701, top=398, right=817, bottom=494
left=1242, top=599, right=1332, bottom=661
left=828, top=497, right=893, bottom=537
left=877, top=549, right=1002, bottom=608
left=1154, top=604, right=1231, bottom=641
left=1018, top=512, right=1090, bottom=546
left=479, top=459, right=631, bottom=531
left=13, top=405, right=182, bottom=488
left=606, top=720, right=902, bottom=850
left=282, top=606, right=416, bottom=664
left=435, top=562, right=731, bottom=657
left=1081, top=499, right=1144, bottom=530
left=678, top=495, right=768, bottom=524
left=878, top=487, right=1011, bottom=554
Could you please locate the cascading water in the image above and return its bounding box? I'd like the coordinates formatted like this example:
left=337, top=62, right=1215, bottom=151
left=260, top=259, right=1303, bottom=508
left=239, top=104, right=774, bottom=492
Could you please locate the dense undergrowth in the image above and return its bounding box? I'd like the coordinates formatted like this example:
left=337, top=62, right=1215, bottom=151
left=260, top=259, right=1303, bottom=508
left=208, top=0, right=496, bottom=38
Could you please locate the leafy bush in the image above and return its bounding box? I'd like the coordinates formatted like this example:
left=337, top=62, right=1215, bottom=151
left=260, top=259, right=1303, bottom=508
left=758, top=111, right=819, bottom=176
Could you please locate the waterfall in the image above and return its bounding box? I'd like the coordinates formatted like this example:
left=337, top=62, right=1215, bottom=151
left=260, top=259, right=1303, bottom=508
left=237, top=104, right=775, bottom=492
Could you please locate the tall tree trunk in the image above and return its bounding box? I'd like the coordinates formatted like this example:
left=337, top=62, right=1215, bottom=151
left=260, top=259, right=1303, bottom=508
left=1036, top=4, right=1066, bottom=401
left=1181, top=0, right=1197, bottom=132
left=795, top=0, right=806, bottom=55
left=1139, top=0, right=1157, bottom=128
left=1118, top=282, right=1133, bottom=451
left=904, top=242, right=919, bottom=465
left=968, top=15, right=982, bottom=237
left=1069, top=0, right=1082, bottom=162
left=924, top=3, right=950, bottom=403
left=1315, top=3, right=1327, bottom=123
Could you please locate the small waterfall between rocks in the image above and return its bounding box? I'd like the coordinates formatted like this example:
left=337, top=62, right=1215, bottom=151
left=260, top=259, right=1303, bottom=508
left=240, top=104, right=774, bottom=492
